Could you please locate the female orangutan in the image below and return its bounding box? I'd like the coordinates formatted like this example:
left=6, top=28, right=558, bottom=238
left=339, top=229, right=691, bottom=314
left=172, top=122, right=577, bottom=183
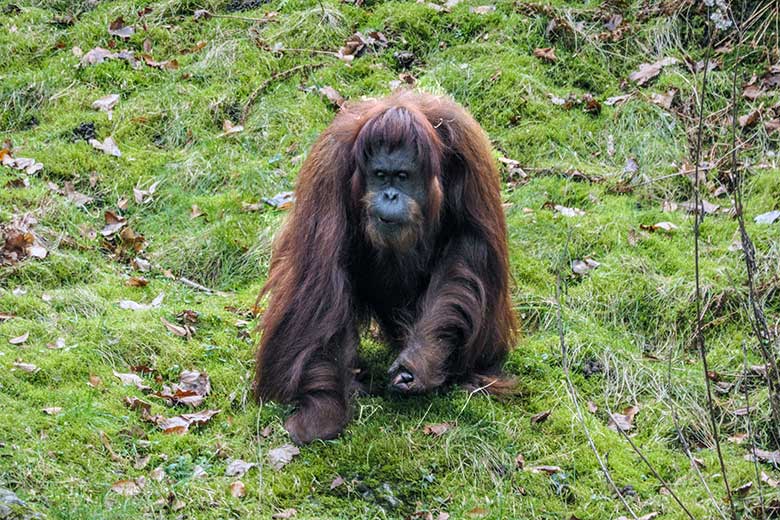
left=254, top=91, right=516, bottom=445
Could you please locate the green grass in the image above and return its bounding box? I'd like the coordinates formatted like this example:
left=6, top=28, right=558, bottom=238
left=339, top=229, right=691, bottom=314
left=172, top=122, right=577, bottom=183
left=1, top=0, right=779, bottom=518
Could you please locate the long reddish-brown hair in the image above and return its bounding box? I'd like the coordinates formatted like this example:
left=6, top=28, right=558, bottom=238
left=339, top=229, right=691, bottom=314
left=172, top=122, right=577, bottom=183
left=255, top=90, right=516, bottom=405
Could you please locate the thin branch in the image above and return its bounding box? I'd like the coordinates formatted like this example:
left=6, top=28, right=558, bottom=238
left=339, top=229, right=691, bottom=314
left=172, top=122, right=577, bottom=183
left=554, top=230, right=638, bottom=520
left=726, top=3, right=780, bottom=449
left=666, top=341, right=729, bottom=520
left=691, top=9, right=737, bottom=518
left=240, top=63, right=327, bottom=124
left=602, top=392, right=696, bottom=520
left=743, top=342, right=766, bottom=520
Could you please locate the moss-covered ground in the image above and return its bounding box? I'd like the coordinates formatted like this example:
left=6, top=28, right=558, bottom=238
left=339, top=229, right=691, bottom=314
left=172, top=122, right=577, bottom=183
left=1, top=0, right=779, bottom=518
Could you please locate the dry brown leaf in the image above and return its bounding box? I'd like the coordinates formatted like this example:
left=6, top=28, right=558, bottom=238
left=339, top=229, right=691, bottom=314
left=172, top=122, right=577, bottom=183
left=157, top=409, right=220, bottom=434
left=629, top=57, right=678, bottom=86
left=111, top=478, right=144, bottom=496
left=529, top=465, right=561, bottom=474
left=190, top=205, right=205, bottom=219
left=533, top=47, right=556, bottom=62
left=470, top=5, right=495, bottom=14
left=319, top=86, right=345, bottom=108
left=639, top=221, right=677, bottom=233
left=738, top=109, right=761, bottom=128
left=530, top=410, right=551, bottom=424
left=272, top=509, right=297, bottom=519
left=746, top=448, right=780, bottom=465
left=467, top=507, right=489, bottom=517
left=118, top=292, right=164, bottom=311
left=113, top=371, right=151, bottom=391
left=514, top=453, right=525, bottom=470
left=226, top=459, right=256, bottom=478
left=608, top=405, right=639, bottom=432
left=572, top=258, right=599, bottom=275
left=43, top=407, right=62, bottom=415
left=423, top=422, right=452, bottom=436
left=330, top=475, right=345, bottom=489
left=108, top=16, right=134, bottom=39
left=88, top=375, right=103, bottom=388
left=219, top=120, right=244, bottom=137
left=230, top=480, right=246, bottom=498
left=9, top=332, right=29, bottom=345
left=89, top=136, right=121, bottom=157
left=13, top=362, right=39, bottom=373
left=161, top=317, right=189, bottom=338
left=268, top=444, right=300, bottom=470
left=126, top=276, right=148, bottom=287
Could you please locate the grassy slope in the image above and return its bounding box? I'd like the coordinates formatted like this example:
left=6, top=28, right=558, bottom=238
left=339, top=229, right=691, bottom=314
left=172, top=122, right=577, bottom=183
left=1, top=0, right=779, bottom=518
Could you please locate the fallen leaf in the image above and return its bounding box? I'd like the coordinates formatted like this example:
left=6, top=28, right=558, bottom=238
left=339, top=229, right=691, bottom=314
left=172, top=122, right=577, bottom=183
left=533, top=47, right=556, bottom=62
left=230, top=480, right=246, bottom=498
left=263, top=192, right=295, bottom=210
left=219, top=120, right=244, bottom=137
left=587, top=401, right=598, bottom=413
left=134, top=454, right=150, bottom=470
left=515, top=453, right=525, bottom=469
left=161, top=317, right=189, bottom=338
left=553, top=205, right=585, bottom=217
left=63, top=182, right=93, bottom=207
left=111, top=478, right=144, bottom=496
left=738, top=109, right=761, bottom=128
left=118, top=292, right=164, bottom=311
left=754, top=210, right=780, bottom=224
left=113, top=370, right=150, bottom=391
left=108, top=16, right=134, bottom=39
left=190, top=205, right=205, bottom=219
left=272, top=509, right=297, bottom=519
left=572, top=257, right=599, bottom=275
left=423, top=422, right=452, bottom=436
left=470, top=5, right=495, bottom=14
left=151, top=369, right=210, bottom=406
left=133, top=180, right=160, bottom=205
left=126, top=276, right=148, bottom=287
left=608, top=405, right=639, bottom=432
left=13, top=362, right=38, bottom=373
left=629, top=57, right=679, bottom=86
left=46, top=338, right=66, bottom=349
left=268, top=444, right=300, bottom=470
left=650, top=89, right=677, bottom=110
left=530, top=410, right=551, bottom=424
left=678, top=199, right=720, bottom=215
left=88, top=375, right=103, bottom=388
left=157, top=409, right=220, bottom=434
left=529, top=465, right=561, bottom=474
left=604, top=94, right=632, bottom=106
left=728, top=432, right=748, bottom=444
left=640, top=221, right=678, bottom=233
left=226, top=459, right=256, bottom=478
left=762, top=471, right=780, bottom=487
left=9, top=332, right=29, bottom=345
left=1, top=153, right=43, bottom=175
left=0, top=313, right=15, bottom=322
left=735, top=481, right=753, bottom=496
left=319, top=86, right=345, bottom=108
left=89, top=136, right=121, bottom=157
left=43, top=407, right=62, bottom=415
left=330, top=475, right=345, bottom=489
left=92, top=94, right=120, bottom=115
left=746, top=448, right=780, bottom=465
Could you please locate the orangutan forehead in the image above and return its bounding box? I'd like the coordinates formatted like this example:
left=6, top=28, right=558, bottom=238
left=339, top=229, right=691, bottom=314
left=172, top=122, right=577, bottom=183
left=358, top=106, right=429, bottom=153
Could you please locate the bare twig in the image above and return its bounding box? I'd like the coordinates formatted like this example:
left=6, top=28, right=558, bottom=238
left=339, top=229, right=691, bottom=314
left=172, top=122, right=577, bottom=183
left=742, top=342, right=767, bottom=519
left=198, top=11, right=277, bottom=24
left=554, top=231, right=638, bottom=520
left=177, top=276, right=230, bottom=296
left=602, top=388, right=696, bottom=519
left=240, top=63, right=327, bottom=124
left=691, top=9, right=737, bottom=518
left=666, top=342, right=729, bottom=520
left=726, top=4, right=780, bottom=449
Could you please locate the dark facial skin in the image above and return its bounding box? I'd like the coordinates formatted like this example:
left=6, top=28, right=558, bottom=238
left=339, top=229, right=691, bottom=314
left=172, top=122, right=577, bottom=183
left=364, top=143, right=426, bottom=234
